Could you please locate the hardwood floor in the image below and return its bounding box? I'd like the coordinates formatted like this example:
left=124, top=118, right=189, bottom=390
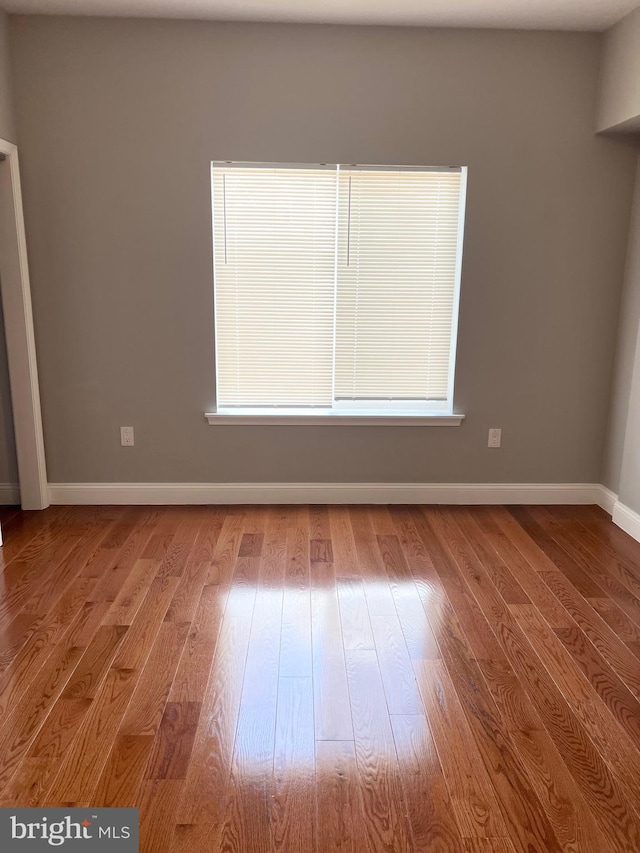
left=0, top=503, right=640, bottom=851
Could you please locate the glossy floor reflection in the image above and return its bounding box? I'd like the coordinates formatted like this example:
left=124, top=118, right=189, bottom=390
left=0, top=504, right=640, bottom=852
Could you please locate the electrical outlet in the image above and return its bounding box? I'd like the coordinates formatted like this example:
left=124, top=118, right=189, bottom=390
left=120, top=426, right=134, bottom=447
left=488, top=428, right=502, bottom=448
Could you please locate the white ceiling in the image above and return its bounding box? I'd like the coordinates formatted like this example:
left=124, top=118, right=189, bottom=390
left=1, top=0, right=638, bottom=31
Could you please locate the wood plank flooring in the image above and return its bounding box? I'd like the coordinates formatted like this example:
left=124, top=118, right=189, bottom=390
left=1, top=503, right=640, bottom=851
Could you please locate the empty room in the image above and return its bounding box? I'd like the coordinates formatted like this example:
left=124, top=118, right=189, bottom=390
left=1, top=0, right=640, bottom=850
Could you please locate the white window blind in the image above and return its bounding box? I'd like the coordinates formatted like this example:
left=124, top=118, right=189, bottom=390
left=212, top=164, right=337, bottom=408
left=212, top=163, right=466, bottom=415
left=335, top=168, right=463, bottom=406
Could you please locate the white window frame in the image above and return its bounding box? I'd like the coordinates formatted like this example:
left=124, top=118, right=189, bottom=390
left=0, top=138, right=49, bottom=507
left=206, top=162, right=467, bottom=427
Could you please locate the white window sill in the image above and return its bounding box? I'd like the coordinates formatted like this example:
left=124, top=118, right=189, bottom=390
left=204, top=412, right=465, bottom=426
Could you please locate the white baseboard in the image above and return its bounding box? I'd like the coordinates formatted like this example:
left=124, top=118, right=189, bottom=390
left=0, top=483, right=20, bottom=505
left=612, top=500, right=640, bottom=544
left=596, top=485, right=617, bottom=515
left=48, top=481, right=609, bottom=507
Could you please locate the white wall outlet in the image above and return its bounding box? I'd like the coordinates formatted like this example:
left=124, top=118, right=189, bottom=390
left=120, top=426, right=134, bottom=447
left=488, top=428, right=502, bottom=448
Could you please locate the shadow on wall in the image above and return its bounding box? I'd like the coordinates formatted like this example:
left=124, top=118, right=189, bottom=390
left=0, top=286, right=18, bottom=490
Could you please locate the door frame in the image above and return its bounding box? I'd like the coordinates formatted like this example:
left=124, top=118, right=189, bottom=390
left=0, top=136, right=48, bottom=509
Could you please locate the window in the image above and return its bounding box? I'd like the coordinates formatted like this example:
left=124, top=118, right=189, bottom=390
left=209, top=162, right=467, bottom=423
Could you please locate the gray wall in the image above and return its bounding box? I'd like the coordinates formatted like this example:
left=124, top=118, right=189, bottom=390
left=616, top=161, right=640, bottom=512
left=10, top=16, right=638, bottom=485
left=0, top=9, right=15, bottom=142
left=597, top=6, right=640, bottom=513
left=0, top=298, right=18, bottom=486
left=602, top=154, right=640, bottom=498
left=597, top=6, right=640, bottom=133
left=0, top=8, right=18, bottom=488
